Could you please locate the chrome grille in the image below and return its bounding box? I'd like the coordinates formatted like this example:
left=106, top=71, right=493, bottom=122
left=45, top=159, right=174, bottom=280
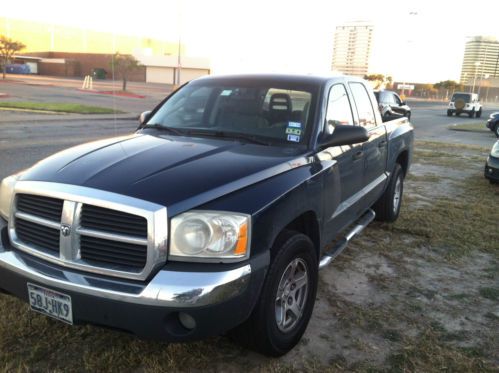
left=9, top=182, right=168, bottom=281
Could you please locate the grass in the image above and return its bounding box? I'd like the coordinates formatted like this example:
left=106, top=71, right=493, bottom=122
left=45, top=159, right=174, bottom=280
left=449, top=122, right=490, bottom=133
left=0, top=140, right=498, bottom=372
left=0, top=101, right=124, bottom=114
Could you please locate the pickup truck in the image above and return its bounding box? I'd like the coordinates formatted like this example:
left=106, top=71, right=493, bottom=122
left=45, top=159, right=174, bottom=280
left=0, top=74, right=413, bottom=356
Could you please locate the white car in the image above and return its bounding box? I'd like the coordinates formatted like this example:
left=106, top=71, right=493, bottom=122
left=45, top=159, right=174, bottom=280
left=447, top=92, right=482, bottom=118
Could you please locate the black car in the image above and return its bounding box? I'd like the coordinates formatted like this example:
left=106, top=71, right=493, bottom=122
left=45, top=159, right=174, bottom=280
left=485, top=140, right=499, bottom=184
left=486, top=112, right=499, bottom=137
left=374, top=90, right=411, bottom=122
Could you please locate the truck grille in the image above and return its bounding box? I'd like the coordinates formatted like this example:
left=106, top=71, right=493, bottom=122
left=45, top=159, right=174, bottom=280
left=10, top=185, right=166, bottom=281
left=81, top=236, right=148, bottom=269
left=17, top=194, right=63, bottom=221
left=81, top=205, right=147, bottom=237
left=15, top=218, right=60, bottom=253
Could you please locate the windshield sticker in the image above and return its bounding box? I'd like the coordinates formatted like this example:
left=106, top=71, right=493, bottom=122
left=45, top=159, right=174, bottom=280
left=287, top=134, right=300, bottom=142
left=286, top=128, right=302, bottom=136
left=221, top=89, right=232, bottom=96
left=288, top=121, right=302, bottom=128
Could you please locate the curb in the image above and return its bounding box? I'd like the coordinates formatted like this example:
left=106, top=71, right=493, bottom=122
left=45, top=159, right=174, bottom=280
left=0, top=115, right=138, bottom=124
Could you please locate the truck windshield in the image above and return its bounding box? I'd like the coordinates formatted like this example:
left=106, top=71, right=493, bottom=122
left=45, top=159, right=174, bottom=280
left=451, top=93, right=471, bottom=103
left=147, top=81, right=315, bottom=146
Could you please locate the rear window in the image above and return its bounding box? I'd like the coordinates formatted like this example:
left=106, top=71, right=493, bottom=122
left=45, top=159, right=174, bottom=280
left=451, top=93, right=471, bottom=103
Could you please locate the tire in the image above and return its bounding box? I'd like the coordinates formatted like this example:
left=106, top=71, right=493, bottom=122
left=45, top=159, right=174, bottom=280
left=373, top=163, right=404, bottom=222
left=495, top=124, right=499, bottom=138
left=469, top=109, right=475, bottom=118
left=447, top=110, right=452, bottom=117
left=230, top=231, right=318, bottom=356
left=476, top=108, right=482, bottom=118
left=456, top=112, right=460, bottom=117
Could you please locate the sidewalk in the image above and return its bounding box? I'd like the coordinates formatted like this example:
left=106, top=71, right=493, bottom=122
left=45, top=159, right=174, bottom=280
left=0, top=111, right=137, bottom=123
left=0, top=74, right=173, bottom=97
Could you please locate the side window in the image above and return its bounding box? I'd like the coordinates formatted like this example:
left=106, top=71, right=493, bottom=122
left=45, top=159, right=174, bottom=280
left=325, top=84, right=354, bottom=129
left=349, top=82, right=377, bottom=127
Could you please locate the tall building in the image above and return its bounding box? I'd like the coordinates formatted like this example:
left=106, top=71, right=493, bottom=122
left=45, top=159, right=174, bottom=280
left=460, top=36, right=499, bottom=84
left=331, top=21, right=374, bottom=77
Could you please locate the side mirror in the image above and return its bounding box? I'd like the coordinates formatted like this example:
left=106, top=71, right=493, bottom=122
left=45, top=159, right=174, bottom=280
left=400, top=101, right=406, bottom=106
left=319, top=125, right=369, bottom=148
left=139, top=111, right=152, bottom=126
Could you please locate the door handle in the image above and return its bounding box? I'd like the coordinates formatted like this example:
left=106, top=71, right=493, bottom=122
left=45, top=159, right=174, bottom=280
left=378, top=140, right=387, bottom=148
left=352, top=151, right=364, bottom=160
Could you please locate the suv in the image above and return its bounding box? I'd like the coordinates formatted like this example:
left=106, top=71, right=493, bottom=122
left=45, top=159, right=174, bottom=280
left=374, top=90, right=411, bottom=122
left=447, top=92, right=482, bottom=118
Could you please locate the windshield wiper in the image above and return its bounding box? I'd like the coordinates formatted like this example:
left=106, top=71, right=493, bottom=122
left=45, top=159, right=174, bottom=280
left=187, top=130, right=271, bottom=146
left=144, top=124, right=185, bottom=136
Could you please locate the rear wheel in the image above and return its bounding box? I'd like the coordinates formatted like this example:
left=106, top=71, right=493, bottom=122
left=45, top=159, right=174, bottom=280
left=230, top=231, right=318, bottom=356
left=447, top=110, right=452, bottom=117
left=373, top=163, right=404, bottom=222
left=495, top=124, right=499, bottom=138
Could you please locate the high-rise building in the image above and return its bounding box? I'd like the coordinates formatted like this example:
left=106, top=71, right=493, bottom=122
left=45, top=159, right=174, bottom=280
left=460, top=36, right=499, bottom=84
left=331, top=21, right=374, bottom=77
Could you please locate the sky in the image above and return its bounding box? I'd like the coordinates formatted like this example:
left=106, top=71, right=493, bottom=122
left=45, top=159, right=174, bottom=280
left=3, top=0, right=499, bottom=83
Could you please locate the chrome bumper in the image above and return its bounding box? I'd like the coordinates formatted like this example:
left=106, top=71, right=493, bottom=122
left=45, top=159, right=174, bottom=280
left=0, top=218, right=251, bottom=308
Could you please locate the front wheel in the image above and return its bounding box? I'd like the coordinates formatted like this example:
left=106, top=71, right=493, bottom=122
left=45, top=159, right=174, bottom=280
left=476, top=108, right=482, bottom=118
left=230, top=231, right=318, bottom=356
left=447, top=110, right=452, bottom=117
left=495, top=124, right=499, bottom=138
left=469, top=109, right=475, bottom=118
left=373, top=163, right=404, bottom=222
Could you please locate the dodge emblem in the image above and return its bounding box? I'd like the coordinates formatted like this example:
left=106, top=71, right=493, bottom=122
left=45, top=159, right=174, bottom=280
left=60, top=224, right=71, bottom=237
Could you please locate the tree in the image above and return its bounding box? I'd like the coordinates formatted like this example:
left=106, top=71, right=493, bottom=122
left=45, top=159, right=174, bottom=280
left=433, top=80, right=462, bottom=99
left=0, top=35, right=26, bottom=79
left=110, top=53, right=141, bottom=91
left=364, top=74, right=392, bottom=89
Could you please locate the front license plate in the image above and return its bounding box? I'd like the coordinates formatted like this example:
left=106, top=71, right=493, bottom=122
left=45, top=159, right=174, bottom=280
left=27, top=283, right=73, bottom=324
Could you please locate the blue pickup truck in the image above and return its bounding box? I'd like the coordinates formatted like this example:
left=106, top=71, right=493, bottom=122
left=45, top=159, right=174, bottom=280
left=0, top=74, right=413, bottom=356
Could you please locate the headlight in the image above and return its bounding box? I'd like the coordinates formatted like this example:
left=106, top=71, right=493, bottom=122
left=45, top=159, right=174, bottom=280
left=491, top=142, right=499, bottom=158
left=0, top=174, right=21, bottom=220
left=170, top=211, right=250, bottom=262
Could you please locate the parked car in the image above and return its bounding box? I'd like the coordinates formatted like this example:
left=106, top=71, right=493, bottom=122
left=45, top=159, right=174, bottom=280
left=374, top=90, right=411, bottom=122
left=0, top=74, right=414, bottom=356
left=484, top=140, right=499, bottom=184
left=486, top=112, right=499, bottom=138
left=447, top=92, right=482, bottom=118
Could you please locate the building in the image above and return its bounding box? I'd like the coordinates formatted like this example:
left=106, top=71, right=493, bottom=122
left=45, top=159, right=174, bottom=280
left=460, top=36, right=499, bottom=85
left=1, top=17, right=210, bottom=85
left=331, top=21, right=374, bottom=77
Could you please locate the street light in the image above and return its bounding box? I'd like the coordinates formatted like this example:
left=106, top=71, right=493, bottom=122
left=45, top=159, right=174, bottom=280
left=471, top=61, right=480, bottom=93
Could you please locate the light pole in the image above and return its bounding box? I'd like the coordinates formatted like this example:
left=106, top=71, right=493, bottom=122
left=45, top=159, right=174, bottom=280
left=471, top=62, right=480, bottom=93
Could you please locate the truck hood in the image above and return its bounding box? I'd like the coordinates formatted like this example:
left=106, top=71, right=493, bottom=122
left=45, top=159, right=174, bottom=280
left=20, top=133, right=308, bottom=213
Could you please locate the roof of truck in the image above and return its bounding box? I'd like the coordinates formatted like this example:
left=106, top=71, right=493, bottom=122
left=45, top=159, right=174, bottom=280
left=193, top=73, right=364, bottom=86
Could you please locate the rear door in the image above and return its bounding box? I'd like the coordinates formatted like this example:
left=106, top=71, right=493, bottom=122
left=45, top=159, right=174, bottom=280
left=348, top=82, right=388, bottom=210
left=320, top=83, right=365, bottom=242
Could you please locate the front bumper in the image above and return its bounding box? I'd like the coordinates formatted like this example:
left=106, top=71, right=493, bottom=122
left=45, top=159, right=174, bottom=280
left=484, top=156, right=499, bottom=181
left=0, top=220, right=268, bottom=340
